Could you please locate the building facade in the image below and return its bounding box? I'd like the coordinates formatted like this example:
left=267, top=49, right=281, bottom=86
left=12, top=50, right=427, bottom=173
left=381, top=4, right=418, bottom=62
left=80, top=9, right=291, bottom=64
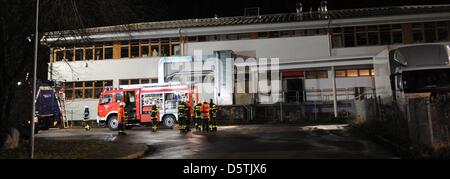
left=43, top=5, right=450, bottom=121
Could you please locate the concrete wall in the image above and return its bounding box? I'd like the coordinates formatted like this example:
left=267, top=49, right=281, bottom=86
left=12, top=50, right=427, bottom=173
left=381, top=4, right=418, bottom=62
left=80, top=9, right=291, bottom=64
left=50, top=57, right=161, bottom=88
left=185, top=35, right=331, bottom=60
left=64, top=99, right=99, bottom=121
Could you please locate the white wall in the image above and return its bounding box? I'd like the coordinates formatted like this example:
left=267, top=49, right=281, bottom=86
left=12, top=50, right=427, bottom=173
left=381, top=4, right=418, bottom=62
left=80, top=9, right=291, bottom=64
left=185, top=35, right=331, bottom=60
left=50, top=57, right=161, bottom=88
left=64, top=99, right=99, bottom=122
left=331, top=46, right=386, bottom=57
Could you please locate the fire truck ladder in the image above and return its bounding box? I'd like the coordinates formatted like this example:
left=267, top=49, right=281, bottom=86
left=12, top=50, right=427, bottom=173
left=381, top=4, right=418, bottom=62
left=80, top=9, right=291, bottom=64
left=55, top=89, right=69, bottom=128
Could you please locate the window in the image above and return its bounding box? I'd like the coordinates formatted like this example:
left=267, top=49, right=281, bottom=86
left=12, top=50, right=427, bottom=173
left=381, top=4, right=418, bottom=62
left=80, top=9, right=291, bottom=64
left=140, top=40, right=150, bottom=57
left=115, top=93, right=123, bottom=103
left=370, top=69, right=376, bottom=76
left=306, top=70, right=328, bottom=79
left=121, top=41, right=129, bottom=58
left=130, top=79, right=139, bottom=85
left=66, top=48, right=74, bottom=61
left=105, top=47, right=113, bottom=59
left=64, top=82, right=74, bottom=100
left=85, top=47, right=93, bottom=61
left=56, top=50, right=65, bottom=61
left=120, top=80, right=129, bottom=86
left=74, top=48, right=83, bottom=61
left=239, top=33, right=252, bottom=40
left=84, top=81, right=94, bottom=98
left=424, top=22, right=436, bottom=43
left=151, top=39, right=160, bottom=57
left=188, top=36, right=197, bottom=42
left=94, top=81, right=104, bottom=98
left=172, top=44, right=181, bottom=56
left=161, top=39, right=170, bottom=56
left=151, top=79, right=158, bottom=83
left=347, top=70, right=358, bottom=77
left=95, top=45, right=104, bottom=60
left=100, top=94, right=113, bottom=105
left=392, top=31, right=403, bottom=44
left=344, top=27, right=355, bottom=47
left=206, top=35, right=218, bottom=41
left=130, top=41, right=139, bottom=58
left=197, top=36, right=207, bottom=42
left=257, top=32, right=268, bottom=38
left=280, top=31, right=291, bottom=37
left=367, top=26, right=379, bottom=45
left=293, top=30, right=305, bottom=37
left=379, top=25, right=391, bottom=45
left=359, top=69, right=370, bottom=76
left=226, top=34, right=239, bottom=40
left=269, top=31, right=280, bottom=38
left=74, top=82, right=83, bottom=99
left=141, top=79, right=150, bottom=84
left=355, top=26, right=367, bottom=45
left=332, top=35, right=343, bottom=48
left=335, top=70, right=346, bottom=77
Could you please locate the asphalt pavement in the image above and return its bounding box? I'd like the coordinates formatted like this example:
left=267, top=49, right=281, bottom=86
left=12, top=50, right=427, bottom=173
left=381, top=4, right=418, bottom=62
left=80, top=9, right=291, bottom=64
left=36, top=124, right=396, bottom=159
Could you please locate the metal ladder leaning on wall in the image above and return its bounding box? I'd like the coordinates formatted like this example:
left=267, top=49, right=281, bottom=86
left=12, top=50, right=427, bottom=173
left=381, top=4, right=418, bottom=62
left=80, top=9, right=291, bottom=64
left=55, top=89, right=69, bottom=128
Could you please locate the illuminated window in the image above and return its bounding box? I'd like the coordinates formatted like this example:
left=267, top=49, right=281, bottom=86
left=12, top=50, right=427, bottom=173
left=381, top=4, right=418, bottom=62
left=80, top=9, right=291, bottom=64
left=347, top=70, right=358, bottom=77
left=335, top=70, right=346, bottom=77
left=359, top=69, right=370, bottom=76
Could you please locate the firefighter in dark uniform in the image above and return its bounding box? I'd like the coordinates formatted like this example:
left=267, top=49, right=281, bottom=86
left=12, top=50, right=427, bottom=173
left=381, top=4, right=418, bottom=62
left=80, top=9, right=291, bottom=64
left=194, top=102, right=202, bottom=131
left=150, top=104, right=159, bottom=132
left=178, top=100, right=190, bottom=132
left=118, top=103, right=127, bottom=135
left=83, top=106, right=91, bottom=131
left=209, top=99, right=218, bottom=132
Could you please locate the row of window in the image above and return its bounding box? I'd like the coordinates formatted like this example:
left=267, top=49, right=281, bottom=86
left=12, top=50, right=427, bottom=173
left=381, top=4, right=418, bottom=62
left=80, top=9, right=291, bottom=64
left=50, top=21, right=450, bottom=62
left=331, top=21, right=450, bottom=48
left=187, top=29, right=327, bottom=42
left=62, top=81, right=113, bottom=100
left=305, top=69, right=375, bottom=79
left=51, top=38, right=182, bottom=62
left=119, top=78, right=158, bottom=86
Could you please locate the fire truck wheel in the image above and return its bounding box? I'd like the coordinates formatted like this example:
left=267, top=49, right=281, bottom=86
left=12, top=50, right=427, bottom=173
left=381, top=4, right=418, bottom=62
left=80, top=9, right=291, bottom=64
left=108, top=116, right=119, bottom=131
left=163, top=115, right=176, bottom=128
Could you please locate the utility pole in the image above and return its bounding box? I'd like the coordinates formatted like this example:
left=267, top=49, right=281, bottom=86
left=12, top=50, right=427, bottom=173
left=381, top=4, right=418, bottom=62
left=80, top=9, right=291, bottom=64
left=30, top=0, right=40, bottom=159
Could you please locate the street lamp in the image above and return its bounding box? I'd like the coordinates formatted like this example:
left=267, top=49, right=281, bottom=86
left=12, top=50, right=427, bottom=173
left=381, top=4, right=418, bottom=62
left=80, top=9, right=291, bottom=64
left=30, top=0, right=40, bottom=159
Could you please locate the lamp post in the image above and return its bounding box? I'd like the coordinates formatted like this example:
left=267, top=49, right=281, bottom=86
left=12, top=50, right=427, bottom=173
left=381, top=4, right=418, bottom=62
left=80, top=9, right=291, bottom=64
left=30, top=0, right=40, bottom=159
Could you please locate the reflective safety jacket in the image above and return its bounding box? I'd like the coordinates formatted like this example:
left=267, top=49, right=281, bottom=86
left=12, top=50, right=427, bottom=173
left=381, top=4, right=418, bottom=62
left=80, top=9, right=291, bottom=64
left=210, top=104, right=218, bottom=118
left=194, top=104, right=202, bottom=118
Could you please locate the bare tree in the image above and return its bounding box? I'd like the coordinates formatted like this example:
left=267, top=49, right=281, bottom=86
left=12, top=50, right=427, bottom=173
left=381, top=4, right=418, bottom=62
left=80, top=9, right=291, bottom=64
left=0, top=0, right=166, bottom=149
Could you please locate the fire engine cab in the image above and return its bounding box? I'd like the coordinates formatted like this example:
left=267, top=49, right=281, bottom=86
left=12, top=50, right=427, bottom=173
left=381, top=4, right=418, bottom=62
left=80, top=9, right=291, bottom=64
left=97, top=83, right=197, bottom=130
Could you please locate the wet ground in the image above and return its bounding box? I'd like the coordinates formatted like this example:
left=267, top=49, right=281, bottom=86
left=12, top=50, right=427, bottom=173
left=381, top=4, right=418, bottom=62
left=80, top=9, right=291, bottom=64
left=36, top=124, right=397, bottom=159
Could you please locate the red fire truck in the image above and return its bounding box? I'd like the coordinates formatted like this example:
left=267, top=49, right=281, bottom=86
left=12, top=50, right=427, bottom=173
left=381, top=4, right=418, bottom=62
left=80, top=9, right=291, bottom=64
left=97, top=83, right=197, bottom=130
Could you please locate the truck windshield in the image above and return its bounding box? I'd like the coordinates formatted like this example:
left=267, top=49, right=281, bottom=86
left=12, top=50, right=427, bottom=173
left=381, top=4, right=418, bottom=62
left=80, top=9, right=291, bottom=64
left=402, top=68, right=450, bottom=93
left=100, top=94, right=113, bottom=104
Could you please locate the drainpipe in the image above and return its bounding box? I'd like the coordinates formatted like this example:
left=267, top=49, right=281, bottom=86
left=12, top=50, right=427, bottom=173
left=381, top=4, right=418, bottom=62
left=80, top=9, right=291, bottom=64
left=331, top=66, right=338, bottom=118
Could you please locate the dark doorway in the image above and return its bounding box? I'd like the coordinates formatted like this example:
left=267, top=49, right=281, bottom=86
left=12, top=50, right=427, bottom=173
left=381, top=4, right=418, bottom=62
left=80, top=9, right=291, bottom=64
left=284, top=78, right=304, bottom=103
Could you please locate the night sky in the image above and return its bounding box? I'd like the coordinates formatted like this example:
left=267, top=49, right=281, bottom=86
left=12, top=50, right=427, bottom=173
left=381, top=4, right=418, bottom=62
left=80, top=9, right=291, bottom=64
left=142, top=0, right=450, bottom=21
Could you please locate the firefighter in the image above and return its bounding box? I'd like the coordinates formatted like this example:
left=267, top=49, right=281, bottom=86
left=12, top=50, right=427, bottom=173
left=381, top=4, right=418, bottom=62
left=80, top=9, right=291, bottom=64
left=83, top=106, right=91, bottom=131
left=209, top=99, right=218, bottom=132
left=200, top=100, right=210, bottom=132
left=194, top=102, right=202, bottom=131
left=118, top=103, right=127, bottom=135
left=178, top=100, right=189, bottom=132
left=151, top=104, right=159, bottom=132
